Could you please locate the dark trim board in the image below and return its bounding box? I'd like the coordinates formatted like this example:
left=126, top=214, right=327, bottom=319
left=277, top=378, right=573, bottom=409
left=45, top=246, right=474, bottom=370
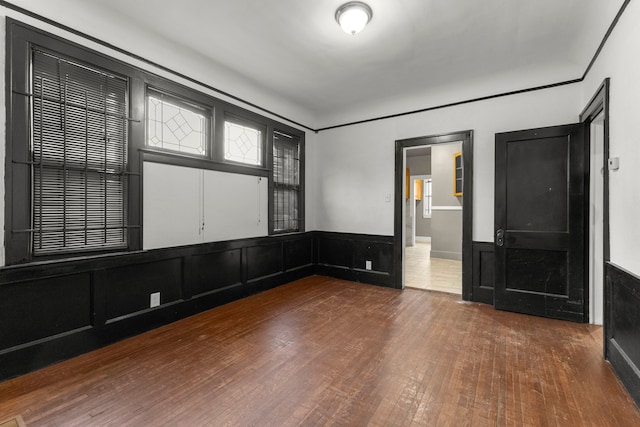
left=0, top=231, right=399, bottom=381
left=606, top=262, right=640, bottom=408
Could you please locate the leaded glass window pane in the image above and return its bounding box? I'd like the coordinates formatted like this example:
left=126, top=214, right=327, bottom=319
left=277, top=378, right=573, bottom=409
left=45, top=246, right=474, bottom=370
left=146, top=91, right=208, bottom=157
left=224, top=120, right=263, bottom=166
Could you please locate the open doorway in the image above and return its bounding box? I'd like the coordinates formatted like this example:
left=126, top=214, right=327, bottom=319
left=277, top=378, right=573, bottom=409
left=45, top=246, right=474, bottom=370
left=394, top=130, right=473, bottom=298
left=405, top=143, right=463, bottom=294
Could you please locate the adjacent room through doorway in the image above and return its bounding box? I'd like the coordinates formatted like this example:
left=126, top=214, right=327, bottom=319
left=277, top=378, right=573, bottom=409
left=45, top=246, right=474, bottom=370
left=404, top=142, right=463, bottom=294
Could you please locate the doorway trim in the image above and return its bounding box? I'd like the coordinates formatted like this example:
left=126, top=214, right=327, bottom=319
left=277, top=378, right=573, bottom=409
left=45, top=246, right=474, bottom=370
left=394, top=131, right=473, bottom=298
left=579, top=78, right=610, bottom=352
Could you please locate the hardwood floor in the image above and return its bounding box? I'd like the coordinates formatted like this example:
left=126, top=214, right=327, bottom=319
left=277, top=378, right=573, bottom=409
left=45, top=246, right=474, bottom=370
left=405, top=242, right=462, bottom=294
left=0, top=276, right=638, bottom=426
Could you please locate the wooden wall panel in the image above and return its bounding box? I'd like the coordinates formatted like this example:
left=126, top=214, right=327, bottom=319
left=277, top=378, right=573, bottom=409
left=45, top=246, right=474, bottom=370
left=472, top=242, right=495, bottom=305
left=353, top=240, right=393, bottom=274
left=607, top=262, right=640, bottom=407
left=284, top=237, right=314, bottom=271
left=187, top=249, right=242, bottom=297
left=318, top=237, right=353, bottom=268
left=0, top=274, right=91, bottom=349
left=100, top=259, right=183, bottom=321
left=247, top=243, right=283, bottom=280
left=316, top=233, right=394, bottom=287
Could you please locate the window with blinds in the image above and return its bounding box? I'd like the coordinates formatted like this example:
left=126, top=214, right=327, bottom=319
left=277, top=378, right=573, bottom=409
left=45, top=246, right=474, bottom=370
left=31, top=49, right=129, bottom=255
left=272, top=131, right=301, bottom=233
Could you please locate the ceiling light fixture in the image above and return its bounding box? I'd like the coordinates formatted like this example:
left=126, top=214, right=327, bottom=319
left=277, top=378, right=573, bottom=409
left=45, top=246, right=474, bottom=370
left=335, top=2, right=373, bottom=35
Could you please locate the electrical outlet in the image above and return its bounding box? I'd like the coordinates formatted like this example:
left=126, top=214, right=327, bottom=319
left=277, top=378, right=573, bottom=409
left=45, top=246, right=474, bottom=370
left=150, top=292, right=160, bottom=308
left=365, top=260, right=372, bottom=270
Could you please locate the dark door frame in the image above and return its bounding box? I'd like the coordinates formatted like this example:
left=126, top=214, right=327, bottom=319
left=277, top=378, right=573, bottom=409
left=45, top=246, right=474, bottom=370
left=579, top=78, right=610, bottom=353
left=394, top=130, right=473, bottom=298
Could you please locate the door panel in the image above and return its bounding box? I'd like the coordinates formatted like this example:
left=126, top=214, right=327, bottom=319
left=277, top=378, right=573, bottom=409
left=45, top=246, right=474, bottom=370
left=506, top=138, right=568, bottom=232
left=495, top=123, right=587, bottom=322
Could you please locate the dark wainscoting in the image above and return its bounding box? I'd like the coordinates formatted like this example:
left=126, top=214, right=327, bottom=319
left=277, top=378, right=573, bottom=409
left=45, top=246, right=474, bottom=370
left=0, top=233, right=315, bottom=381
left=472, top=242, right=495, bottom=305
left=606, top=262, right=640, bottom=407
left=315, top=232, right=395, bottom=287
left=0, top=231, right=398, bottom=381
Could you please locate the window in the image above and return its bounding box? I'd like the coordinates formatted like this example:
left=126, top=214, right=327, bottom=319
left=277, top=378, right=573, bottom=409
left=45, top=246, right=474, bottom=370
left=31, top=49, right=129, bottom=255
left=272, top=131, right=302, bottom=233
left=423, top=178, right=432, bottom=218
left=224, top=118, right=264, bottom=166
left=7, top=21, right=305, bottom=265
left=146, top=89, right=209, bottom=157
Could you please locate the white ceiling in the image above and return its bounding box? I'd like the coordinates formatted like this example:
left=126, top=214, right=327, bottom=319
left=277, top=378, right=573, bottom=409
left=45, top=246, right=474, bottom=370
left=7, top=0, right=625, bottom=127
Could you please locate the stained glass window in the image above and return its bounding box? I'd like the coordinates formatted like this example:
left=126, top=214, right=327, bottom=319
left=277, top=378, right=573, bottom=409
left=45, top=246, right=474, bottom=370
left=224, top=120, right=263, bottom=166
left=147, top=90, right=209, bottom=156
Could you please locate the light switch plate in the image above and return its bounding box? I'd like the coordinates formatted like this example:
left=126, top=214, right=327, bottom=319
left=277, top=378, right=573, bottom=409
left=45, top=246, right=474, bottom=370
left=365, top=260, right=372, bottom=270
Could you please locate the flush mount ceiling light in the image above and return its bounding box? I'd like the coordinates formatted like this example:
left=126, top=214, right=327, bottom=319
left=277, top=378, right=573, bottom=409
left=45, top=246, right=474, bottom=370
left=335, top=2, right=373, bottom=35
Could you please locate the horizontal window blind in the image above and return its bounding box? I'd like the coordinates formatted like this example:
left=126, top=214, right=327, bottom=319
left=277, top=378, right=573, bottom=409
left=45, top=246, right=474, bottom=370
left=272, top=131, right=300, bottom=233
left=31, top=49, right=129, bottom=255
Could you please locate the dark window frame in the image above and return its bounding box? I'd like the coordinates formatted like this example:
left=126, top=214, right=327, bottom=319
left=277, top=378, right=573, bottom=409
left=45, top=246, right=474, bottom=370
left=6, top=20, right=143, bottom=265
left=269, top=130, right=305, bottom=235
left=31, top=49, right=131, bottom=256
left=6, top=19, right=305, bottom=265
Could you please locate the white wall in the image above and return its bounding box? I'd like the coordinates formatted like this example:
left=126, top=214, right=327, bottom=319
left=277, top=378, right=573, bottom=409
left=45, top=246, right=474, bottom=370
left=313, top=84, right=582, bottom=241
left=143, top=163, right=269, bottom=250
left=581, top=0, right=640, bottom=276
left=3, top=2, right=637, bottom=275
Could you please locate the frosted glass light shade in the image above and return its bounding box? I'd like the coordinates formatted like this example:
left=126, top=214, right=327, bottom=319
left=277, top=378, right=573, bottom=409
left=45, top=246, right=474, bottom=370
left=335, top=2, right=372, bottom=35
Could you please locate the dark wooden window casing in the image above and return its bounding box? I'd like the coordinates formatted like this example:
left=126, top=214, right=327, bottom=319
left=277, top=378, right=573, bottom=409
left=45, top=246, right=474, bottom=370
left=6, top=19, right=305, bottom=265
left=270, top=131, right=305, bottom=234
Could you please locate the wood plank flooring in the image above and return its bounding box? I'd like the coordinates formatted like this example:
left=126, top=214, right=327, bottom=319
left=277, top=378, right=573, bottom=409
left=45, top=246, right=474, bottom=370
left=405, top=242, right=462, bottom=294
left=0, top=276, right=638, bottom=426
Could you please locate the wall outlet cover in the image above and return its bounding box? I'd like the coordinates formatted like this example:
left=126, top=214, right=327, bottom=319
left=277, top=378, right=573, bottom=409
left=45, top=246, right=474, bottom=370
left=150, top=292, right=161, bottom=308
left=365, top=260, right=372, bottom=270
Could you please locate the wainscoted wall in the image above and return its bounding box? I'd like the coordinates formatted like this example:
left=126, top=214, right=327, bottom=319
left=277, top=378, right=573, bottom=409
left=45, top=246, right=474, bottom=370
left=315, top=232, right=395, bottom=287
left=0, top=233, right=314, bottom=380
left=606, top=262, right=640, bottom=407
left=471, top=242, right=495, bottom=305
left=0, top=231, right=396, bottom=381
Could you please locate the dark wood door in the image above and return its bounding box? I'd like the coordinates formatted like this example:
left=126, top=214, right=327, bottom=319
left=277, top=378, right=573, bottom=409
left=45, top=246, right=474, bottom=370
left=494, top=123, right=587, bottom=322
